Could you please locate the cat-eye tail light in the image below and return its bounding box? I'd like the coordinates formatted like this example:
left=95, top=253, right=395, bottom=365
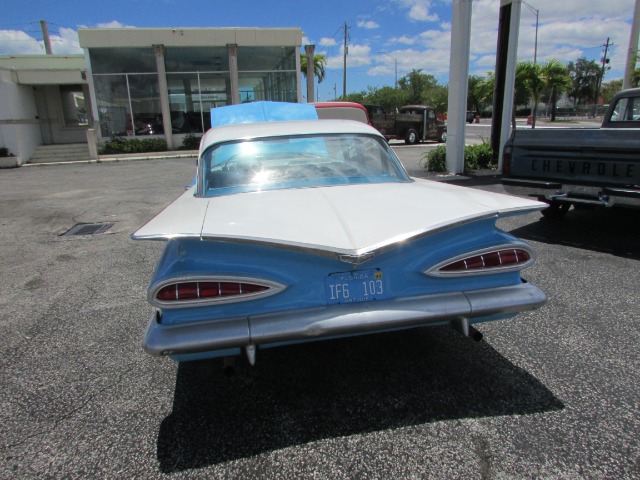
left=426, top=246, right=534, bottom=277
left=150, top=277, right=285, bottom=308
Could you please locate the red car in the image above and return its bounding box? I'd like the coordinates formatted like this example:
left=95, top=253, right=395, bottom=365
left=313, top=101, right=372, bottom=125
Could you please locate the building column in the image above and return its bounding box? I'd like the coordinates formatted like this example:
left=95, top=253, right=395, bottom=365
left=227, top=44, right=240, bottom=105
left=153, top=44, right=174, bottom=150
left=305, top=44, right=315, bottom=103
left=445, top=0, right=473, bottom=174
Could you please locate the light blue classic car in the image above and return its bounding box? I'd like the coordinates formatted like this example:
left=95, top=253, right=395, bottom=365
left=133, top=102, right=546, bottom=365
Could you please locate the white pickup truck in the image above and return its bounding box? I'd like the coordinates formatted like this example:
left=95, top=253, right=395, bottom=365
left=502, top=88, right=640, bottom=218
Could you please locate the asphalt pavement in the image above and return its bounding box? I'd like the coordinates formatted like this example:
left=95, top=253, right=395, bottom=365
left=1, top=154, right=639, bottom=478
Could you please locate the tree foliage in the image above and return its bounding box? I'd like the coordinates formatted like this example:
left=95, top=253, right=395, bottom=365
left=300, top=53, right=327, bottom=84
left=341, top=54, right=623, bottom=121
left=541, top=59, right=573, bottom=121
left=601, top=79, right=623, bottom=104
left=567, top=57, right=600, bottom=106
left=467, top=75, right=493, bottom=114
left=345, top=69, right=447, bottom=114
left=397, top=69, right=439, bottom=105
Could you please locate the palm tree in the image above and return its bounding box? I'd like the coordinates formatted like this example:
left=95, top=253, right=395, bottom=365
left=300, top=53, right=327, bottom=85
left=526, top=61, right=545, bottom=128
left=542, top=60, right=573, bottom=121
left=515, top=61, right=544, bottom=128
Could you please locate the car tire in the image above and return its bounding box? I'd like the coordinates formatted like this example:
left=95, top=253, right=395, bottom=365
left=541, top=201, right=570, bottom=219
left=405, top=129, right=419, bottom=145
left=440, top=131, right=447, bottom=143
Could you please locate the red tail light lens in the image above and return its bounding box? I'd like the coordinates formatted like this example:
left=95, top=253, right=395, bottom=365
left=428, top=247, right=533, bottom=276
left=153, top=278, right=279, bottom=306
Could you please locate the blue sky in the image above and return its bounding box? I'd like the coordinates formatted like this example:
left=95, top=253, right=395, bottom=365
left=1, top=0, right=637, bottom=99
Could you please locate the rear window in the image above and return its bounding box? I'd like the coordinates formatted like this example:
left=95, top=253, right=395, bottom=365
left=609, top=96, right=640, bottom=122
left=198, top=133, right=410, bottom=197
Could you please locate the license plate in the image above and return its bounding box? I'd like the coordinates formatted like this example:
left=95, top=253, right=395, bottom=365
left=325, top=269, right=389, bottom=305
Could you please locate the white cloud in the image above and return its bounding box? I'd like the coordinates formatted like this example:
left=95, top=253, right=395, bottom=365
left=94, top=21, right=136, bottom=29
left=50, top=27, right=83, bottom=54
left=0, top=30, right=44, bottom=55
left=326, top=43, right=372, bottom=69
left=397, top=0, right=439, bottom=22
left=0, top=27, right=82, bottom=55
left=0, top=20, right=139, bottom=56
left=389, top=35, right=417, bottom=45
left=367, top=65, right=393, bottom=76
left=464, top=0, right=635, bottom=81
left=357, top=20, right=380, bottom=30
left=319, top=37, right=337, bottom=47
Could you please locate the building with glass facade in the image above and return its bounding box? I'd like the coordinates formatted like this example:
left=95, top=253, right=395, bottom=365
left=0, top=27, right=303, bottom=166
left=78, top=28, right=303, bottom=149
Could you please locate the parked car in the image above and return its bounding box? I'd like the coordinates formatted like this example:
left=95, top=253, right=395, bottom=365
left=466, top=111, right=477, bottom=123
left=313, top=101, right=371, bottom=124
left=133, top=102, right=546, bottom=365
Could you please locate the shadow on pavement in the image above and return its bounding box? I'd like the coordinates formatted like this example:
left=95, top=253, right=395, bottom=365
left=511, top=206, right=640, bottom=260
left=157, top=327, right=563, bottom=472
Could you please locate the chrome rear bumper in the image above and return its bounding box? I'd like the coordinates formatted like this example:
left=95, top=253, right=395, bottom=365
left=502, top=178, right=640, bottom=208
left=143, top=282, right=546, bottom=357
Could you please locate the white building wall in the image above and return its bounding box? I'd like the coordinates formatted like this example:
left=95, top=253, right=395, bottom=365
left=0, top=74, right=42, bottom=166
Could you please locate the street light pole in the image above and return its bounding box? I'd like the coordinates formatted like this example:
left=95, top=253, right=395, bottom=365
left=522, top=1, right=539, bottom=66
left=379, top=52, right=398, bottom=88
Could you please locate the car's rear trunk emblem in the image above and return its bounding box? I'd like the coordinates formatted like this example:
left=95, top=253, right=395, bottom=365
left=338, top=252, right=376, bottom=265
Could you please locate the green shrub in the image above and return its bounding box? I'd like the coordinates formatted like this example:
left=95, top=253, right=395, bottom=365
left=179, top=134, right=202, bottom=150
left=100, top=137, right=167, bottom=154
left=464, top=142, right=495, bottom=169
left=424, top=145, right=447, bottom=172
left=422, top=142, right=496, bottom=173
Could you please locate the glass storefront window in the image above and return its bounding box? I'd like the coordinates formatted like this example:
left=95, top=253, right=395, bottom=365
left=164, top=47, right=229, bottom=72
left=89, top=48, right=157, bottom=74
left=238, top=46, right=297, bottom=104
left=167, top=73, right=228, bottom=133
left=237, top=47, right=296, bottom=71
left=129, top=74, right=162, bottom=135
left=94, top=75, right=130, bottom=137
left=89, top=43, right=299, bottom=138
left=239, top=72, right=297, bottom=103
left=199, top=73, right=228, bottom=131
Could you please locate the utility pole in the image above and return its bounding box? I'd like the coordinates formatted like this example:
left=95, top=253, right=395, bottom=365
left=623, top=0, right=640, bottom=89
left=342, top=22, right=348, bottom=99
left=40, top=20, right=53, bottom=55
left=593, top=37, right=612, bottom=117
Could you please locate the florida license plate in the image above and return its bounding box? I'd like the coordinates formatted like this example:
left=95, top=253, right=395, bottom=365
left=325, top=269, right=389, bottom=305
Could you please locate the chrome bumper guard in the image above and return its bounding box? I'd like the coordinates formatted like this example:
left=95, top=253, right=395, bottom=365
left=502, top=178, right=640, bottom=208
left=144, top=282, right=546, bottom=356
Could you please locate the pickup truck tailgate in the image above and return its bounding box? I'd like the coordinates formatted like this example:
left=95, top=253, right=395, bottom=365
left=505, top=128, right=640, bottom=187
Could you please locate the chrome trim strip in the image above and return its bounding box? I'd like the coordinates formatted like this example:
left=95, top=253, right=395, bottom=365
left=424, top=244, right=536, bottom=277
left=148, top=275, right=286, bottom=309
left=143, top=282, right=546, bottom=356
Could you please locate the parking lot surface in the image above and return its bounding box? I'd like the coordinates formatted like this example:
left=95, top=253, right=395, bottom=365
left=1, top=155, right=639, bottom=479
